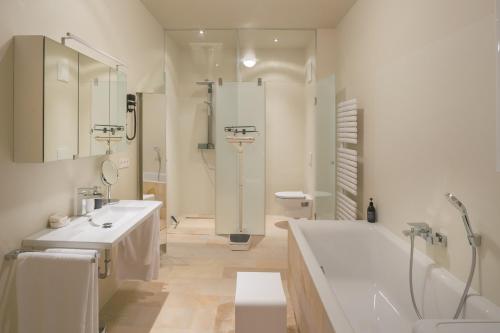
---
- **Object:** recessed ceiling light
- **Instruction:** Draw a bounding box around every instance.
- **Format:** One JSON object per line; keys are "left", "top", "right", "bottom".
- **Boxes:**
{"left": 273, "top": 38, "right": 279, "bottom": 43}
{"left": 215, "top": 63, "right": 220, "bottom": 68}
{"left": 199, "top": 30, "right": 205, "bottom": 36}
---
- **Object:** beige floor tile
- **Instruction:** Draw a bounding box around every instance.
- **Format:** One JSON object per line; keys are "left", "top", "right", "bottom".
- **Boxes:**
{"left": 104, "top": 215, "right": 297, "bottom": 333}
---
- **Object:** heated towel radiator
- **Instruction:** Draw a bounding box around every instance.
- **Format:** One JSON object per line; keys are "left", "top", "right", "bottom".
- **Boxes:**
{"left": 336, "top": 99, "right": 359, "bottom": 220}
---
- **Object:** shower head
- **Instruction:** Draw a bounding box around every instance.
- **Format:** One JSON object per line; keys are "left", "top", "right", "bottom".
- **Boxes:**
{"left": 445, "top": 193, "right": 468, "bottom": 216}
{"left": 445, "top": 193, "right": 480, "bottom": 247}
{"left": 153, "top": 146, "right": 161, "bottom": 153}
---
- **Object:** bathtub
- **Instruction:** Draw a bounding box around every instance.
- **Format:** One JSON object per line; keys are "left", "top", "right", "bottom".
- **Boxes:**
{"left": 288, "top": 220, "right": 500, "bottom": 333}
{"left": 143, "top": 171, "right": 166, "bottom": 183}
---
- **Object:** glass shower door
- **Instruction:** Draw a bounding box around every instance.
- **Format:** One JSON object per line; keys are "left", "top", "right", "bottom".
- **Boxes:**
{"left": 315, "top": 75, "right": 336, "bottom": 219}
{"left": 215, "top": 82, "right": 266, "bottom": 235}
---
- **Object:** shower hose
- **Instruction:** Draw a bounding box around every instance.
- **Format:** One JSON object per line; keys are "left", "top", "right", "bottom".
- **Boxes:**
{"left": 408, "top": 231, "right": 477, "bottom": 320}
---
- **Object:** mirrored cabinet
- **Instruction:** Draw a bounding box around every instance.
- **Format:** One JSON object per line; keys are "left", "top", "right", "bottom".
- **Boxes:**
{"left": 14, "top": 36, "right": 79, "bottom": 162}
{"left": 14, "top": 35, "right": 128, "bottom": 163}
{"left": 79, "top": 53, "right": 110, "bottom": 157}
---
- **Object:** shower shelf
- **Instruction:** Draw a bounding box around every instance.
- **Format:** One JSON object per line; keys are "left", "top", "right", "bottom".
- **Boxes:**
{"left": 198, "top": 143, "right": 215, "bottom": 150}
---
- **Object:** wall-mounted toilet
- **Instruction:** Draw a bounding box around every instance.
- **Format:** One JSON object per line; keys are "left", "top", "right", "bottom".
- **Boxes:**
{"left": 274, "top": 191, "right": 313, "bottom": 219}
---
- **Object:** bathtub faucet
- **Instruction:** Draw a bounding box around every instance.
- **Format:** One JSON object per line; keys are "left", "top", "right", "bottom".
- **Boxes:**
{"left": 403, "top": 222, "right": 447, "bottom": 247}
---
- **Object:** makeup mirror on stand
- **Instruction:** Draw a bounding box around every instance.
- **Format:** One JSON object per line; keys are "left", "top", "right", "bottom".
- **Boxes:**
{"left": 101, "top": 159, "right": 119, "bottom": 201}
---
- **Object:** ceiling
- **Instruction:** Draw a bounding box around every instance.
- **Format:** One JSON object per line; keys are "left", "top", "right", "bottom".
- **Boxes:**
{"left": 167, "top": 30, "right": 316, "bottom": 49}
{"left": 141, "top": 0, "right": 357, "bottom": 30}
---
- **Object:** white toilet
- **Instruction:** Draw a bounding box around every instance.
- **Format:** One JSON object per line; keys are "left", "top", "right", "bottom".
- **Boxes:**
{"left": 274, "top": 191, "right": 313, "bottom": 219}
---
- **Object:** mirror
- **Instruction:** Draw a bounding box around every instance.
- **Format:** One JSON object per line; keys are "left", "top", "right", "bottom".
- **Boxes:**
{"left": 109, "top": 69, "right": 128, "bottom": 153}
{"left": 44, "top": 38, "right": 79, "bottom": 161}
{"left": 101, "top": 159, "right": 119, "bottom": 185}
{"left": 79, "top": 54, "right": 111, "bottom": 157}
{"left": 101, "top": 159, "right": 119, "bottom": 199}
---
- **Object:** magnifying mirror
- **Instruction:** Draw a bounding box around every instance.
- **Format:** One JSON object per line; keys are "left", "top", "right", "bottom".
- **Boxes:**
{"left": 101, "top": 159, "right": 119, "bottom": 200}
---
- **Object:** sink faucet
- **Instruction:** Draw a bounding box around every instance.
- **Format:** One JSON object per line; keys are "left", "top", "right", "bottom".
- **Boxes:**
{"left": 75, "top": 186, "right": 103, "bottom": 216}
{"left": 403, "top": 222, "right": 447, "bottom": 247}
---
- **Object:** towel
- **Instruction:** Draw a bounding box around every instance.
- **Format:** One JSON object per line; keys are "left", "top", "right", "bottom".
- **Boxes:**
{"left": 16, "top": 251, "right": 98, "bottom": 333}
{"left": 116, "top": 209, "right": 160, "bottom": 281}
{"left": 45, "top": 249, "right": 99, "bottom": 333}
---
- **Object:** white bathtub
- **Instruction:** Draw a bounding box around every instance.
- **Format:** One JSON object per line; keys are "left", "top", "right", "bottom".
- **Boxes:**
{"left": 288, "top": 220, "right": 500, "bottom": 333}
{"left": 143, "top": 172, "right": 166, "bottom": 183}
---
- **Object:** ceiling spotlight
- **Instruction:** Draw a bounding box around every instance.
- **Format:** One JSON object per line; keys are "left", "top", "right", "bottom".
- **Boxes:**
{"left": 273, "top": 38, "right": 279, "bottom": 43}
{"left": 242, "top": 57, "right": 257, "bottom": 68}
{"left": 215, "top": 63, "right": 220, "bottom": 68}
{"left": 199, "top": 30, "right": 205, "bottom": 36}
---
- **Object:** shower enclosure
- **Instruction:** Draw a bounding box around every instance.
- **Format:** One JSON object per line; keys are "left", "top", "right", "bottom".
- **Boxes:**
{"left": 165, "top": 29, "right": 316, "bottom": 234}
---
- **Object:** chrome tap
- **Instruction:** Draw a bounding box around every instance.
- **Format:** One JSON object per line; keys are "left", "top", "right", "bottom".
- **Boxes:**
{"left": 403, "top": 222, "right": 447, "bottom": 247}
{"left": 75, "top": 186, "right": 103, "bottom": 216}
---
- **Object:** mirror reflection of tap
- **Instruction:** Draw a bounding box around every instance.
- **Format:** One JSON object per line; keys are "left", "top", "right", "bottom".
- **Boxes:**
{"left": 153, "top": 146, "right": 162, "bottom": 182}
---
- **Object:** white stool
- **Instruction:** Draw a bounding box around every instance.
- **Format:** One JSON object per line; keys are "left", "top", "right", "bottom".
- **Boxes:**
{"left": 235, "top": 272, "right": 287, "bottom": 333}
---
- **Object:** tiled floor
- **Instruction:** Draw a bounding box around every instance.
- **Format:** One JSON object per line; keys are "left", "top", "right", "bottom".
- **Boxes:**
{"left": 102, "top": 215, "right": 297, "bottom": 333}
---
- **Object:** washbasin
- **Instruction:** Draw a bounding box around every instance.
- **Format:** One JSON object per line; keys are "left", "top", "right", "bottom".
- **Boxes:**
{"left": 88, "top": 205, "right": 146, "bottom": 227}
{"left": 22, "top": 200, "right": 162, "bottom": 250}
{"left": 413, "top": 320, "right": 500, "bottom": 333}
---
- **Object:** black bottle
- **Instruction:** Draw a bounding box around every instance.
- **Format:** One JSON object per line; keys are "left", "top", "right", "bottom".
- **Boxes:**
{"left": 367, "top": 198, "right": 376, "bottom": 223}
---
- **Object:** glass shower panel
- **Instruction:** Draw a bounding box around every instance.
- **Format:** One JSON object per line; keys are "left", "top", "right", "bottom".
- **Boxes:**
{"left": 215, "top": 82, "right": 266, "bottom": 235}
{"left": 315, "top": 75, "right": 336, "bottom": 219}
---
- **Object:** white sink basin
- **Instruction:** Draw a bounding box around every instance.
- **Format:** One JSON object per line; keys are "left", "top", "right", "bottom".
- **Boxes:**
{"left": 22, "top": 200, "right": 162, "bottom": 250}
{"left": 413, "top": 320, "right": 500, "bottom": 333}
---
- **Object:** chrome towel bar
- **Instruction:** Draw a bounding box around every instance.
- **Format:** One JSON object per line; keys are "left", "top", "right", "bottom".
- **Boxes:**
{"left": 4, "top": 248, "right": 97, "bottom": 263}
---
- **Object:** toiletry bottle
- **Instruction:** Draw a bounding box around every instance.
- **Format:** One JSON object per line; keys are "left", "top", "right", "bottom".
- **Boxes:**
{"left": 367, "top": 198, "right": 376, "bottom": 223}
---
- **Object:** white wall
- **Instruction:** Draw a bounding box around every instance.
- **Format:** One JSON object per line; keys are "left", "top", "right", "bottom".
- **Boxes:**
{"left": 0, "top": 1, "right": 164, "bottom": 331}
{"left": 334, "top": 0, "right": 500, "bottom": 305}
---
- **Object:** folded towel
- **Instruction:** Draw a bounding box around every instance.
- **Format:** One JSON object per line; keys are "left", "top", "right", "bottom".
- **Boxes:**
{"left": 16, "top": 251, "right": 98, "bottom": 333}
{"left": 116, "top": 209, "right": 160, "bottom": 281}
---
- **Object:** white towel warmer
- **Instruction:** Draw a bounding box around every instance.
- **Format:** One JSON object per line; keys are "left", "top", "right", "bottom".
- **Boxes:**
{"left": 336, "top": 99, "right": 359, "bottom": 220}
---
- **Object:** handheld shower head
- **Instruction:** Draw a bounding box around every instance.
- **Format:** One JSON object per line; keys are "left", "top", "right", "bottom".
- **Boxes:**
{"left": 445, "top": 193, "right": 468, "bottom": 215}
{"left": 445, "top": 193, "right": 480, "bottom": 247}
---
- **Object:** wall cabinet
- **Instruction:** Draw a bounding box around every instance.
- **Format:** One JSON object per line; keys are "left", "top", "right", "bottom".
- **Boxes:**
{"left": 14, "top": 36, "right": 127, "bottom": 163}
{"left": 14, "top": 36, "right": 79, "bottom": 162}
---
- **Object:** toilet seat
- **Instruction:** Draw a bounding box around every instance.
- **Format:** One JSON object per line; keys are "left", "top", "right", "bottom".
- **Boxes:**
{"left": 275, "top": 191, "right": 307, "bottom": 200}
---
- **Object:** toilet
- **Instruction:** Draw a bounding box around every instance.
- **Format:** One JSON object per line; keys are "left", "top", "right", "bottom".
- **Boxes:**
{"left": 274, "top": 191, "right": 313, "bottom": 219}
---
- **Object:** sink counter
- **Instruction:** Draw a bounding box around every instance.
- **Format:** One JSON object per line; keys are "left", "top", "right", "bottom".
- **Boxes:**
{"left": 22, "top": 200, "right": 162, "bottom": 250}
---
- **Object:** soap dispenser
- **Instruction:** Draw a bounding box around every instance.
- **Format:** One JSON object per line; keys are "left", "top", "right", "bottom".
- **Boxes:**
{"left": 367, "top": 198, "right": 376, "bottom": 223}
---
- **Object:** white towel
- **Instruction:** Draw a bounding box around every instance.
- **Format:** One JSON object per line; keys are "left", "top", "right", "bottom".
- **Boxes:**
{"left": 16, "top": 251, "right": 98, "bottom": 333}
{"left": 116, "top": 209, "right": 160, "bottom": 281}
{"left": 45, "top": 249, "right": 99, "bottom": 333}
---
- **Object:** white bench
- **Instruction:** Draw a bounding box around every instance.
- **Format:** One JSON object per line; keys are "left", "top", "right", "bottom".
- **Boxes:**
{"left": 235, "top": 272, "right": 287, "bottom": 333}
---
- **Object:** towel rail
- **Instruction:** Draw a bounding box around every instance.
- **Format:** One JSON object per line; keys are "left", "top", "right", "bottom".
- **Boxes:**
{"left": 4, "top": 248, "right": 97, "bottom": 263}
{"left": 4, "top": 248, "right": 111, "bottom": 279}
{"left": 336, "top": 99, "right": 360, "bottom": 220}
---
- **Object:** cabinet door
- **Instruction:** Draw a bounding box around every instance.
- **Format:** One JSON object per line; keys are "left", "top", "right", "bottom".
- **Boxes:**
{"left": 78, "top": 54, "right": 110, "bottom": 157}
{"left": 110, "top": 69, "right": 128, "bottom": 153}
{"left": 43, "top": 38, "right": 79, "bottom": 161}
